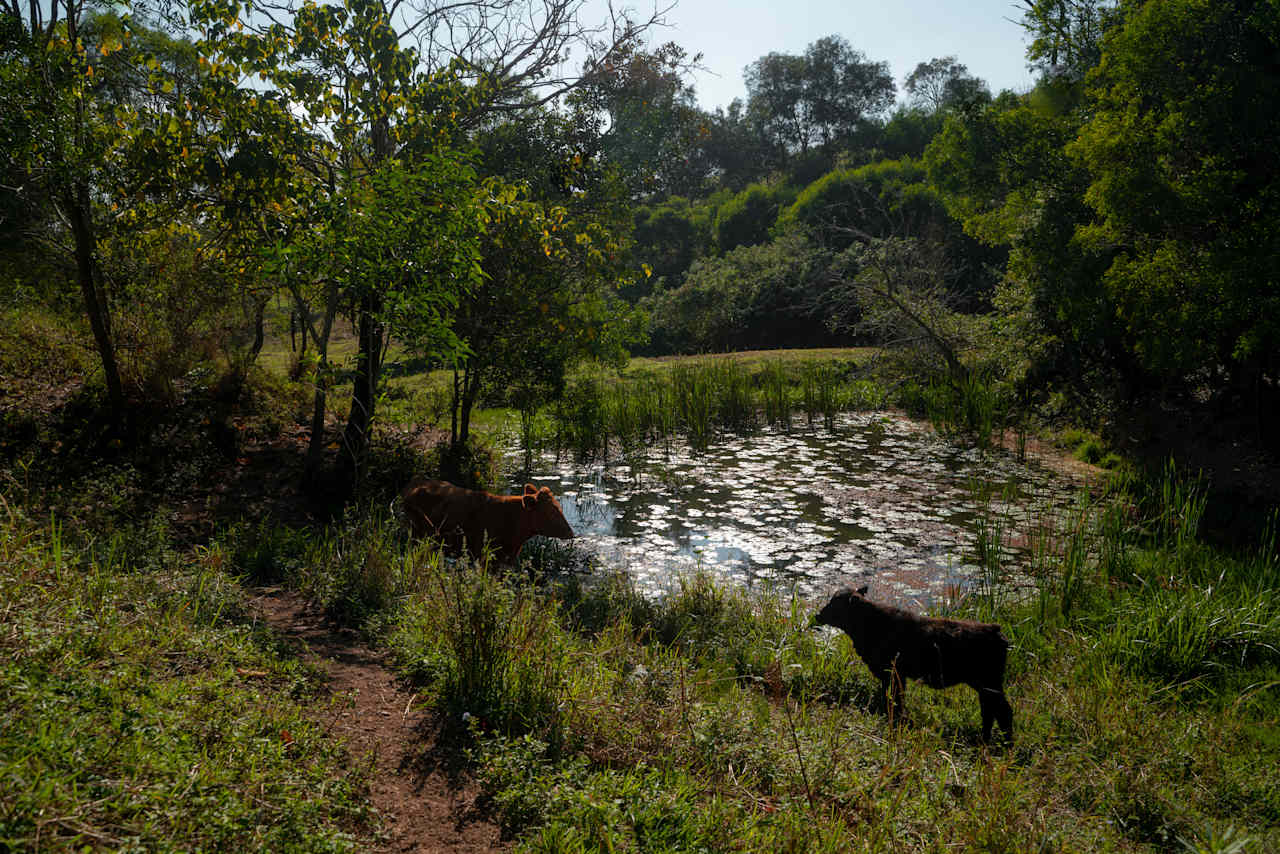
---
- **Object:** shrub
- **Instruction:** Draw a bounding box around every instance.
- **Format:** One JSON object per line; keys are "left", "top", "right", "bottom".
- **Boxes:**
{"left": 396, "top": 565, "right": 568, "bottom": 738}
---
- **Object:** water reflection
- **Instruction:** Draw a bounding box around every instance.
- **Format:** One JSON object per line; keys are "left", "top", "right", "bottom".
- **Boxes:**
{"left": 510, "top": 412, "right": 1083, "bottom": 607}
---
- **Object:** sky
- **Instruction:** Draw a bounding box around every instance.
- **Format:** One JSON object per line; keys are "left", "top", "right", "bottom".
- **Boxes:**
{"left": 599, "top": 0, "right": 1036, "bottom": 112}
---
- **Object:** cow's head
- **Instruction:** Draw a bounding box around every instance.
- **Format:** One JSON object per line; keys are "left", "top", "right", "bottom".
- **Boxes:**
{"left": 521, "top": 483, "right": 575, "bottom": 540}
{"left": 812, "top": 585, "right": 869, "bottom": 629}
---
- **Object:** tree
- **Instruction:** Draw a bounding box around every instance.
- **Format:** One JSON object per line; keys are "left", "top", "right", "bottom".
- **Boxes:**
{"left": 782, "top": 159, "right": 942, "bottom": 252}
{"left": 925, "top": 88, "right": 1128, "bottom": 395}
{"left": 379, "top": 0, "right": 668, "bottom": 118}
{"left": 903, "top": 56, "right": 991, "bottom": 114}
{"left": 744, "top": 35, "right": 894, "bottom": 156}
{"left": 781, "top": 159, "right": 1000, "bottom": 375}
{"left": 445, "top": 187, "right": 644, "bottom": 446}
{"left": 438, "top": 106, "right": 644, "bottom": 451}
{"left": 642, "top": 230, "right": 836, "bottom": 354}
{"left": 2, "top": 2, "right": 258, "bottom": 412}
{"left": 630, "top": 195, "right": 716, "bottom": 296}
{"left": 699, "top": 99, "right": 778, "bottom": 190}
{"left": 712, "top": 181, "right": 792, "bottom": 253}
{"left": 2, "top": 0, "right": 132, "bottom": 415}
{"left": 826, "top": 236, "right": 970, "bottom": 381}
{"left": 570, "top": 41, "right": 709, "bottom": 197}
{"left": 185, "top": 0, "right": 481, "bottom": 483}
{"left": 1071, "top": 0, "right": 1280, "bottom": 402}
{"left": 195, "top": 0, "right": 666, "bottom": 480}
{"left": 1019, "top": 0, "right": 1119, "bottom": 79}
{"left": 880, "top": 107, "right": 944, "bottom": 159}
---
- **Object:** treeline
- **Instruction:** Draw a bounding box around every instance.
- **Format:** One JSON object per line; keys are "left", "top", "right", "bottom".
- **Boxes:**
{"left": 3, "top": 0, "right": 1279, "bottom": 487}
{"left": 609, "top": 0, "right": 1280, "bottom": 431}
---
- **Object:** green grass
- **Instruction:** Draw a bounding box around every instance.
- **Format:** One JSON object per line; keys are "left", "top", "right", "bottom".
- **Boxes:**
{"left": 6, "top": 448, "right": 1278, "bottom": 852}
{"left": 6, "top": 319, "right": 1278, "bottom": 852}
{"left": 0, "top": 307, "right": 95, "bottom": 390}
{"left": 0, "top": 511, "right": 376, "bottom": 852}
{"left": 213, "top": 460, "right": 1277, "bottom": 853}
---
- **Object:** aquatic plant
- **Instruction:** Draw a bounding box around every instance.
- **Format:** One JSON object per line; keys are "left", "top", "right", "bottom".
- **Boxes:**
{"left": 671, "top": 362, "right": 717, "bottom": 452}
{"left": 760, "top": 360, "right": 791, "bottom": 429}
{"left": 540, "top": 355, "right": 885, "bottom": 460}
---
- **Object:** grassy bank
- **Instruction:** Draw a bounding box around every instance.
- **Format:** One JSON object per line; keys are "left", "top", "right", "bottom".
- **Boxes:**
{"left": 221, "top": 464, "right": 1280, "bottom": 853}
{"left": 4, "top": 336, "right": 1277, "bottom": 851}
{"left": 6, "top": 469, "right": 1277, "bottom": 850}
{"left": 0, "top": 509, "right": 374, "bottom": 851}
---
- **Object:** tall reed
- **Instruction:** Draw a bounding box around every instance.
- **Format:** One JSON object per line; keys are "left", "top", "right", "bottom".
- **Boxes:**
{"left": 761, "top": 361, "right": 791, "bottom": 429}
{"left": 545, "top": 356, "right": 883, "bottom": 460}
{"left": 671, "top": 363, "right": 716, "bottom": 452}
{"left": 801, "top": 361, "right": 844, "bottom": 428}
{"left": 711, "top": 360, "right": 757, "bottom": 433}
{"left": 968, "top": 479, "right": 1014, "bottom": 616}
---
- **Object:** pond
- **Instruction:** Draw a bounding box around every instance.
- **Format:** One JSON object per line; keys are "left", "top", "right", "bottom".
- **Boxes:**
{"left": 509, "top": 412, "right": 1088, "bottom": 607}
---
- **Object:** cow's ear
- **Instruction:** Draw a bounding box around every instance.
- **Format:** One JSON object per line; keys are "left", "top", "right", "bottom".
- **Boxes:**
{"left": 856, "top": 585, "right": 869, "bottom": 596}
{"left": 524, "top": 483, "right": 538, "bottom": 495}
{"left": 522, "top": 484, "right": 537, "bottom": 509}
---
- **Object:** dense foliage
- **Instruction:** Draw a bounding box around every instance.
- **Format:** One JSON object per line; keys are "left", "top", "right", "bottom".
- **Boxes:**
{"left": 4, "top": 1, "right": 1280, "bottom": 847}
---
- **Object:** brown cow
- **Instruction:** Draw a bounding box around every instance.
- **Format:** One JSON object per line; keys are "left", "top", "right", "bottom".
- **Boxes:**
{"left": 813, "top": 585, "right": 1013, "bottom": 742}
{"left": 402, "top": 478, "right": 575, "bottom": 563}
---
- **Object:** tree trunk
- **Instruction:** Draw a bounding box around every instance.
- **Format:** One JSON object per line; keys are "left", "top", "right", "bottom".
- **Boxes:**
{"left": 450, "top": 366, "right": 461, "bottom": 445}
{"left": 250, "top": 295, "right": 267, "bottom": 361}
{"left": 454, "top": 362, "right": 482, "bottom": 447}
{"left": 342, "top": 290, "right": 384, "bottom": 472}
{"left": 302, "top": 279, "right": 341, "bottom": 486}
{"left": 67, "top": 182, "right": 125, "bottom": 416}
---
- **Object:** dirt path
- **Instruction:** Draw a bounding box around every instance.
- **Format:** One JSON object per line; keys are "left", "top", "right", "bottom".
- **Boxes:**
{"left": 251, "top": 589, "right": 506, "bottom": 854}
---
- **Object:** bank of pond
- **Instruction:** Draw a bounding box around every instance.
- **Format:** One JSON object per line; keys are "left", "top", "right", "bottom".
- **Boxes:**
{"left": 4, "top": 384, "right": 1279, "bottom": 851}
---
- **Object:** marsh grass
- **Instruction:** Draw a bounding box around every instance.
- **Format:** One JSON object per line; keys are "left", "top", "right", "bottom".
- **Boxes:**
{"left": 544, "top": 357, "right": 876, "bottom": 461}
{"left": 901, "top": 372, "right": 1010, "bottom": 448}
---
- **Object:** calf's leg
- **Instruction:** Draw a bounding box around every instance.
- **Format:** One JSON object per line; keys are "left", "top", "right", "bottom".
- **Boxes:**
{"left": 976, "top": 686, "right": 1014, "bottom": 743}
{"left": 993, "top": 691, "right": 1014, "bottom": 741}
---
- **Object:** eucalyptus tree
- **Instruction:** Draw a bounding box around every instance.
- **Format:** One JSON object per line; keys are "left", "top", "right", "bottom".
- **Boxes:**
{"left": 903, "top": 56, "right": 990, "bottom": 114}
{"left": 569, "top": 40, "right": 708, "bottom": 197}
{"left": 1019, "top": 0, "right": 1119, "bottom": 79}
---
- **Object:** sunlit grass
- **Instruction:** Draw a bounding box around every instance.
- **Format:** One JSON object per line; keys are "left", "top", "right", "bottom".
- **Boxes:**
{"left": 255, "top": 325, "right": 879, "bottom": 449}
{"left": 0, "top": 511, "right": 375, "bottom": 851}
{"left": 209, "top": 459, "right": 1280, "bottom": 853}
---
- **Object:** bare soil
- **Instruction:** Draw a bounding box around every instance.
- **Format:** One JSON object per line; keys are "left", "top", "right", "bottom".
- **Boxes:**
{"left": 251, "top": 588, "right": 507, "bottom": 854}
